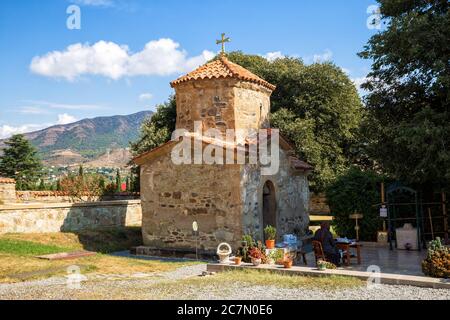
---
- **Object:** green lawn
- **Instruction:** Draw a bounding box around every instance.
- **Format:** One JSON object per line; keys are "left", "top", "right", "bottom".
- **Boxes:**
{"left": 0, "top": 238, "right": 73, "bottom": 256}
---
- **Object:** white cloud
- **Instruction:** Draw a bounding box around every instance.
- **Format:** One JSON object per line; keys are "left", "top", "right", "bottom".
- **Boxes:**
{"left": 263, "top": 51, "right": 285, "bottom": 62}
{"left": 138, "top": 93, "right": 153, "bottom": 102}
{"left": 57, "top": 113, "right": 77, "bottom": 125}
{"left": 19, "top": 106, "right": 50, "bottom": 115}
{"left": 72, "top": 0, "right": 114, "bottom": 7}
{"left": 30, "top": 39, "right": 215, "bottom": 81}
{"left": 0, "top": 113, "right": 77, "bottom": 139}
{"left": 23, "top": 100, "right": 107, "bottom": 111}
{"left": 0, "top": 124, "right": 49, "bottom": 139}
{"left": 313, "top": 49, "right": 333, "bottom": 63}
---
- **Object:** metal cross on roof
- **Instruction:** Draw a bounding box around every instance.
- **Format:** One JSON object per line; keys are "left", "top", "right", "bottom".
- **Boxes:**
{"left": 216, "top": 33, "right": 231, "bottom": 55}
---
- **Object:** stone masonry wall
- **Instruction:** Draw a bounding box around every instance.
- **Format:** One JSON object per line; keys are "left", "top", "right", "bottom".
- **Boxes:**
{"left": 174, "top": 78, "right": 237, "bottom": 134}
{"left": 0, "top": 200, "right": 141, "bottom": 234}
{"left": 0, "top": 180, "right": 16, "bottom": 203}
{"left": 140, "top": 152, "right": 243, "bottom": 252}
{"left": 174, "top": 79, "right": 272, "bottom": 137}
{"left": 241, "top": 149, "right": 310, "bottom": 241}
{"left": 234, "top": 81, "right": 272, "bottom": 131}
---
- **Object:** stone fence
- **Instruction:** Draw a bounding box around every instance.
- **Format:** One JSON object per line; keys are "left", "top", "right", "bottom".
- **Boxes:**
{"left": 0, "top": 200, "right": 142, "bottom": 234}
{"left": 15, "top": 191, "right": 140, "bottom": 203}
{"left": 0, "top": 178, "right": 16, "bottom": 203}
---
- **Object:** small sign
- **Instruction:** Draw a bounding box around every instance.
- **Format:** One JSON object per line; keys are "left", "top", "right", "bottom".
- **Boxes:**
{"left": 380, "top": 207, "right": 388, "bottom": 218}
{"left": 192, "top": 221, "right": 198, "bottom": 232}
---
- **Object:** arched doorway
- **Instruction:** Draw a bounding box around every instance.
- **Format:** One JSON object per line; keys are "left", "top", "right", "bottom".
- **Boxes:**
{"left": 262, "top": 180, "right": 277, "bottom": 239}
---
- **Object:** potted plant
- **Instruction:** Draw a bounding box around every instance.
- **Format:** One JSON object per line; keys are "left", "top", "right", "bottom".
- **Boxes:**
{"left": 283, "top": 257, "right": 293, "bottom": 269}
{"left": 317, "top": 260, "right": 327, "bottom": 271}
{"left": 249, "top": 247, "right": 263, "bottom": 266}
{"left": 264, "top": 225, "right": 276, "bottom": 249}
{"left": 234, "top": 256, "right": 242, "bottom": 265}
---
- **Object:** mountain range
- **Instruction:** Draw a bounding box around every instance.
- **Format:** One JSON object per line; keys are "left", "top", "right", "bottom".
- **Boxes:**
{"left": 0, "top": 111, "right": 153, "bottom": 168}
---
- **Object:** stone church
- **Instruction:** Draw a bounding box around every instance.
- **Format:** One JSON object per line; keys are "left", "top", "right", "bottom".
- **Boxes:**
{"left": 134, "top": 54, "right": 312, "bottom": 253}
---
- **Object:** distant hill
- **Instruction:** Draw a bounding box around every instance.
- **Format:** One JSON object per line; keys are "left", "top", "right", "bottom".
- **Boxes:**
{"left": 0, "top": 111, "right": 152, "bottom": 167}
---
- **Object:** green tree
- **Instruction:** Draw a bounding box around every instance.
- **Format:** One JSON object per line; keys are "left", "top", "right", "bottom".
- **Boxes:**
{"left": 130, "top": 97, "right": 176, "bottom": 156}
{"left": 326, "top": 167, "right": 385, "bottom": 241}
{"left": 359, "top": 0, "right": 450, "bottom": 189}
{"left": 227, "top": 52, "right": 364, "bottom": 191}
{"left": 98, "top": 176, "right": 106, "bottom": 191}
{"left": 115, "top": 169, "right": 121, "bottom": 192}
{"left": 38, "top": 179, "right": 45, "bottom": 191}
{"left": 0, "top": 134, "right": 43, "bottom": 190}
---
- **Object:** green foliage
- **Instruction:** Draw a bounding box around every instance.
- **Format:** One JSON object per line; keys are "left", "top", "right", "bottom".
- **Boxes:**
{"left": 60, "top": 173, "right": 104, "bottom": 201}
{"left": 115, "top": 169, "right": 121, "bottom": 192}
{"left": 0, "top": 134, "right": 43, "bottom": 190}
{"left": 359, "top": 0, "right": 450, "bottom": 187}
{"left": 264, "top": 225, "right": 276, "bottom": 240}
{"left": 130, "top": 97, "right": 176, "bottom": 156}
{"left": 326, "top": 167, "right": 384, "bottom": 241}
{"left": 227, "top": 52, "right": 364, "bottom": 191}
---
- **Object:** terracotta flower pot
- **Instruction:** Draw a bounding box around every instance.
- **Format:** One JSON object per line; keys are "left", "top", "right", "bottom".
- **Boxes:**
{"left": 283, "top": 260, "right": 293, "bottom": 269}
{"left": 265, "top": 239, "right": 275, "bottom": 249}
{"left": 235, "top": 257, "right": 242, "bottom": 265}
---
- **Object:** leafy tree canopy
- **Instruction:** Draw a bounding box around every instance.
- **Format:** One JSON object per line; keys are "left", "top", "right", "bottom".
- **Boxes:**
{"left": 227, "top": 52, "right": 363, "bottom": 191}
{"left": 0, "top": 134, "right": 43, "bottom": 190}
{"left": 130, "top": 97, "right": 176, "bottom": 156}
{"left": 326, "top": 167, "right": 385, "bottom": 241}
{"left": 359, "top": 0, "right": 450, "bottom": 187}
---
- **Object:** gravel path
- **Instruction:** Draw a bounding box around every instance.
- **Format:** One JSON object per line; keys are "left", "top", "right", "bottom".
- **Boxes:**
{"left": 0, "top": 264, "right": 448, "bottom": 300}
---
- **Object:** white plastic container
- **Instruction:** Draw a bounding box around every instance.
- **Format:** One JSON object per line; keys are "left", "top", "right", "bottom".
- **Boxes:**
{"left": 396, "top": 223, "right": 418, "bottom": 250}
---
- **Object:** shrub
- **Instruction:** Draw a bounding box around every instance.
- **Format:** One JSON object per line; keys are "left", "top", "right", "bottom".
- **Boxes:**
{"left": 60, "top": 173, "right": 104, "bottom": 202}
{"left": 264, "top": 225, "right": 276, "bottom": 240}
{"left": 422, "top": 238, "right": 450, "bottom": 278}
{"left": 326, "top": 167, "right": 384, "bottom": 241}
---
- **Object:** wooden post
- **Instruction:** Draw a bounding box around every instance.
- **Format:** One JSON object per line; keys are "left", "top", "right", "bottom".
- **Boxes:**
{"left": 428, "top": 208, "right": 434, "bottom": 240}
{"left": 443, "top": 192, "right": 448, "bottom": 244}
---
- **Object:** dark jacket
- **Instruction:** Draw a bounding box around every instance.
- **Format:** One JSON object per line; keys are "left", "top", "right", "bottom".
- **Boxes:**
{"left": 313, "top": 228, "right": 336, "bottom": 255}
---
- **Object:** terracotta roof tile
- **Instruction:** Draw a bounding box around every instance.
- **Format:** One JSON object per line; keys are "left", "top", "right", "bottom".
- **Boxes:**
{"left": 289, "top": 156, "right": 314, "bottom": 171}
{"left": 0, "top": 177, "right": 15, "bottom": 184}
{"left": 171, "top": 55, "right": 276, "bottom": 91}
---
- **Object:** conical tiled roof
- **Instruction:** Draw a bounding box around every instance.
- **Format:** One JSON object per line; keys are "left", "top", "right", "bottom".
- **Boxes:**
{"left": 170, "top": 55, "right": 276, "bottom": 91}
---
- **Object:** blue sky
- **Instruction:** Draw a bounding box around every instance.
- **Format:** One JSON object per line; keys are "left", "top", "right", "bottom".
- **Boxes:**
{"left": 0, "top": 0, "right": 379, "bottom": 138}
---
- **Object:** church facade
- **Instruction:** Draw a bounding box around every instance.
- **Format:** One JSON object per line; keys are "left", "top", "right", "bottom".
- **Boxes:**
{"left": 134, "top": 55, "right": 312, "bottom": 253}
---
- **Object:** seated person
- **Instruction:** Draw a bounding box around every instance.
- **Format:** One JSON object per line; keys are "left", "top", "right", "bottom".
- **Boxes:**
{"left": 313, "top": 222, "right": 340, "bottom": 266}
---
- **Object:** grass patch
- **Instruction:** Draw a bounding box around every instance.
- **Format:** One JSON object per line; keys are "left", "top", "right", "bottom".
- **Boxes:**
{"left": 154, "top": 269, "right": 363, "bottom": 292}
{"left": 0, "top": 239, "right": 73, "bottom": 256}
{"left": 1, "top": 227, "right": 142, "bottom": 253}
{"left": 0, "top": 230, "right": 197, "bottom": 283}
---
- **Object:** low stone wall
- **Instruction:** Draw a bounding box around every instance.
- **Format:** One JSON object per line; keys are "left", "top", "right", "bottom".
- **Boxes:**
{"left": 0, "top": 200, "right": 142, "bottom": 234}
{"left": 16, "top": 191, "right": 140, "bottom": 203}
{"left": 0, "top": 178, "right": 16, "bottom": 203}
